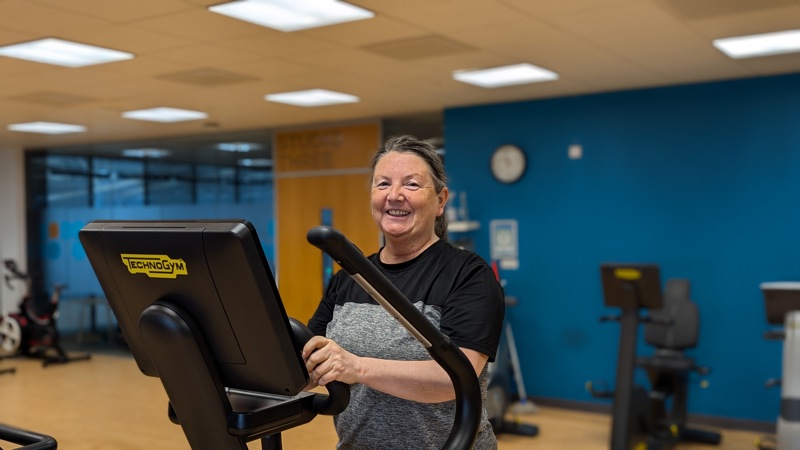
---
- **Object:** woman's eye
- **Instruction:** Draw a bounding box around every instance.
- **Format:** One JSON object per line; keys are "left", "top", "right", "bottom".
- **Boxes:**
{"left": 405, "top": 182, "right": 420, "bottom": 189}
{"left": 376, "top": 181, "right": 390, "bottom": 188}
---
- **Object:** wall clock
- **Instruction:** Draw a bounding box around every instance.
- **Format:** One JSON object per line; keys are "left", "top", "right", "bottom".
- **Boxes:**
{"left": 490, "top": 144, "right": 526, "bottom": 184}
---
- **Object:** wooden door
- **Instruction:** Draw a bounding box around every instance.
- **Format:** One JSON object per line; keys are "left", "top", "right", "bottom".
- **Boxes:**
{"left": 274, "top": 122, "right": 381, "bottom": 322}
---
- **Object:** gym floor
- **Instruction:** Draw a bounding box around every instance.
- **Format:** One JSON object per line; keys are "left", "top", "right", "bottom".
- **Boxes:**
{"left": 0, "top": 351, "right": 764, "bottom": 449}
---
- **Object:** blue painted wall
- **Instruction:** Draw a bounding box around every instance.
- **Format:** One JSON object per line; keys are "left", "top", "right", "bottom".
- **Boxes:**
{"left": 444, "top": 73, "right": 800, "bottom": 423}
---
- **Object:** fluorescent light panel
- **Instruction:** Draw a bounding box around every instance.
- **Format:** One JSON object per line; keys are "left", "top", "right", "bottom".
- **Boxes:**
{"left": 0, "top": 38, "right": 133, "bottom": 68}
{"left": 453, "top": 63, "right": 558, "bottom": 88}
{"left": 7, "top": 121, "right": 87, "bottom": 134}
{"left": 122, "top": 148, "right": 172, "bottom": 158}
{"left": 209, "top": 0, "right": 374, "bottom": 32}
{"left": 122, "top": 107, "right": 208, "bottom": 123}
{"left": 713, "top": 29, "right": 800, "bottom": 59}
{"left": 217, "top": 142, "right": 263, "bottom": 152}
{"left": 265, "top": 89, "right": 359, "bottom": 107}
{"left": 238, "top": 158, "right": 273, "bottom": 167}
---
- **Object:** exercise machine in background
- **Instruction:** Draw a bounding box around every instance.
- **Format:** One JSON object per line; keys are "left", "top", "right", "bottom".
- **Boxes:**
{"left": 0, "top": 260, "right": 90, "bottom": 367}
{"left": 79, "top": 220, "right": 483, "bottom": 450}
{"left": 485, "top": 260, "right": 538, "bottom": 437}
{"left": 486, "top": 310, "right": 539, "bottom": 437}
{"left": 759, "top": 282, "right": 800, "bottom": 450}
{"left": 587, "top": 263, "right": 721, "bottom": 450}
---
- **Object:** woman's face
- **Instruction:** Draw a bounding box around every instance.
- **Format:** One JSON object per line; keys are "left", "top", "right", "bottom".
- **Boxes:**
{"left": 371, "top": 151, "right": 447, "bottom": 243}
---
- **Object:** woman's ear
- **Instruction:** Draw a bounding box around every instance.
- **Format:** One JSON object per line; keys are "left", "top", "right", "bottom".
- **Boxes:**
{"left": 437, "top": 187, "right": 449, "bottom": 215}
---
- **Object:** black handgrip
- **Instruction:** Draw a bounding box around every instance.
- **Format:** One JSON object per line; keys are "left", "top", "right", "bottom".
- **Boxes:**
{"left": 307, "top": 226, "right": 482, "bottom": 450}
{"left": 0, "top": 424, "right": 58, "bottom": 449}
{"left": 599, "top": 315, "right": 620, "bottom": 322}
{"left": 764, "top": 330, "right": 786, "bottom": 340}
{"left": 288, "top": 317, "right": 350, "bottom": 416}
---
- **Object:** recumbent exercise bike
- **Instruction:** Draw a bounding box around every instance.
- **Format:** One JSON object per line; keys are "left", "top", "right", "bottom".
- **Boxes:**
{"left": 587, "top": 263, "right": 721, "bottom": 450}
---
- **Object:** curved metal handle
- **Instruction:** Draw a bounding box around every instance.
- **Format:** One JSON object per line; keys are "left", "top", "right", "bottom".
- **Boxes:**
{"left": 307, "top": 226, "right": 481, "bottom": 450}
{"left": 0, "top": 424, "right": 58, "bottom": 449}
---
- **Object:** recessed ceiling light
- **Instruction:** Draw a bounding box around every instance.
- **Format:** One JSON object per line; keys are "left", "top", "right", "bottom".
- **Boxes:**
{"left": 0, "top": 38, "right": 133, "bottom": 68}
{"left": 122, "top": 107, "right": 209, "bottom": 123}
{"left": 217, "top": 142, "right": 263, "bottom": 152}
{"left": 713, "top": 29, "right": 800, "bottom": 59}
{"left": 452, "top": 63, "right": 559, "bottom": 88}
{"left": 238, "top": 158, "right": 273, "bottom": 167}
{"left": 122, "top": 148, "right": 172, "bottom": 158}
{"left": 265, "top": 89, "right": 359, "bottom": 107}
{"left": 208, "top": 0, "right": 374, "bottom": 32}
{"left": 7, "top": 121, "right": 87, "bottom": 134}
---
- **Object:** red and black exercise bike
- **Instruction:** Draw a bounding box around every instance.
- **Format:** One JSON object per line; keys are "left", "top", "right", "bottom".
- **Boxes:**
{"left": 0, "top": 259, "right": 90, "bottom": 367}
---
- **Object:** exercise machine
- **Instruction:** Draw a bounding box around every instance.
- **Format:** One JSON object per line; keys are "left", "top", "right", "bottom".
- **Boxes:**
{"left": 79, "top": 220, "right": 482, "bottom": 450}
{"left": 0, "top": 260, "right": 90, "bottom": 367}
{"left": 587, "top": 263, "right": 721, "bottom": 450}
{"left": 486, "top": 296, "right": 538, "bottom": 437}
{"left": 759, "top": 282, "right": 800, "bottom": 450}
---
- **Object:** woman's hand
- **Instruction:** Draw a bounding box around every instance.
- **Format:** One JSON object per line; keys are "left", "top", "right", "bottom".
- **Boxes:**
{"left": 303, "top": 336, "right": 362, "bottom": 387}
{"left": 303, "top": 335, "right": 489, "bottom": 403}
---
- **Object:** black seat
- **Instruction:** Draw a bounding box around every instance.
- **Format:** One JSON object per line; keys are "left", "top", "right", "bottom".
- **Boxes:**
{"left": 636, "top": 278, "right": 721, "bottom": 447}
{"left": 639, "top": 279, "right": 699, "bottom": 373}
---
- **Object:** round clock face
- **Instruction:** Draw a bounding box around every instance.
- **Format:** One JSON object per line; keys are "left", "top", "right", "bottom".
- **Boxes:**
{"left": 490, "top": 144, "right": 526, "bottom": 183}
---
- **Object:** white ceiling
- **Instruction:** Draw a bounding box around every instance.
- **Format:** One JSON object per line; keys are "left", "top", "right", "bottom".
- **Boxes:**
{"left": 1, "top": 0, "right": 800, "bottom": 152}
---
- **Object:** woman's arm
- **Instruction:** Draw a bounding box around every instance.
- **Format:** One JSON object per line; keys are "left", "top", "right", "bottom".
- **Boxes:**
{"left": 303, "top": 336, "right": 488, "bottom": 403}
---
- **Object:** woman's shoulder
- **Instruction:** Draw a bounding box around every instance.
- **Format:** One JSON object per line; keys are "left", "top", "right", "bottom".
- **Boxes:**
{"left": 423, "top": 241, "right": 493, "bottom": 279}
{"left": 435, "top": 240, "right": 488, "bottom": 264}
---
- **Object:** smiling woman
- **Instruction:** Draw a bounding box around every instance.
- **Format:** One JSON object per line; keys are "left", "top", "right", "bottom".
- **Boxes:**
{"left": 305, "top": 134, "right": 506, "bottom": 450}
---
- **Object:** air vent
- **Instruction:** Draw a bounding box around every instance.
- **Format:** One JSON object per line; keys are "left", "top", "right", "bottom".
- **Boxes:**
{"left": 156, "top": 67, "right": 260, "bottom": 86}
{"left": 362, "top": 35, "right": 476, "bottom": 61}
{"left": 7, "top": 91, "right": 96, "bottom": 106}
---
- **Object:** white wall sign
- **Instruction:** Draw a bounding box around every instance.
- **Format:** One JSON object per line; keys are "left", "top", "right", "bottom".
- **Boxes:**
{"left": 490, "top": 219, "right": 519, "bottom": 270}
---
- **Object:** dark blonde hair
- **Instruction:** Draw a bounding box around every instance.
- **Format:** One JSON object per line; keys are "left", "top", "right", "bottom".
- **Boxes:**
{"left": 372, "top": 135, "right": 448, "bottom": 241}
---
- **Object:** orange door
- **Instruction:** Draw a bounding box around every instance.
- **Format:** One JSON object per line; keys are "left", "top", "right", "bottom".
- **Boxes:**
{"left": 274, "top": 122, "right": 381, "bottom": 322}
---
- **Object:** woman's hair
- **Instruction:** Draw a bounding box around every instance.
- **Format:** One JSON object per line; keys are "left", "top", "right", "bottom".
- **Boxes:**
{"left": 372, "top": 135, "right": 448, "bottom": 241}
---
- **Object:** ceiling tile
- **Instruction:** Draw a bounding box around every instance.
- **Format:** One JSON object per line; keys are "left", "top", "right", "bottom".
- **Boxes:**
{"left": 30, "top": 0, "right": 196, "bottom": 22}
{"left": 0, "top": 0, "right": 111, "bottom": 35}
{"left": 131, "top": 8, "right": 266, "bottom": 41}
{"left": 299, "top": 16, "right": 424, "bottom": 47}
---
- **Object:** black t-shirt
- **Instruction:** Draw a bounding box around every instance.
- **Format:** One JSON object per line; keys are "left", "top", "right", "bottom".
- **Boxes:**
{"left": 308, "top": 239, "right": 505, "bottom": 361}
{"left": 308, "top": 239, "right": 505, "bottom": 449}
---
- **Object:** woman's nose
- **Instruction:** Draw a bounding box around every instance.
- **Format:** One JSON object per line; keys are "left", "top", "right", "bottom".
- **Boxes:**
{"left": 387, "top": 184, "right": 404, "bottom": 201}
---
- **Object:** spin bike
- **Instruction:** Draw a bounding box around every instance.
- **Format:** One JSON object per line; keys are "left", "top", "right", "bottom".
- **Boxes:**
{"left": 0, "top": 259, "right": 90, "bottom": 367}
